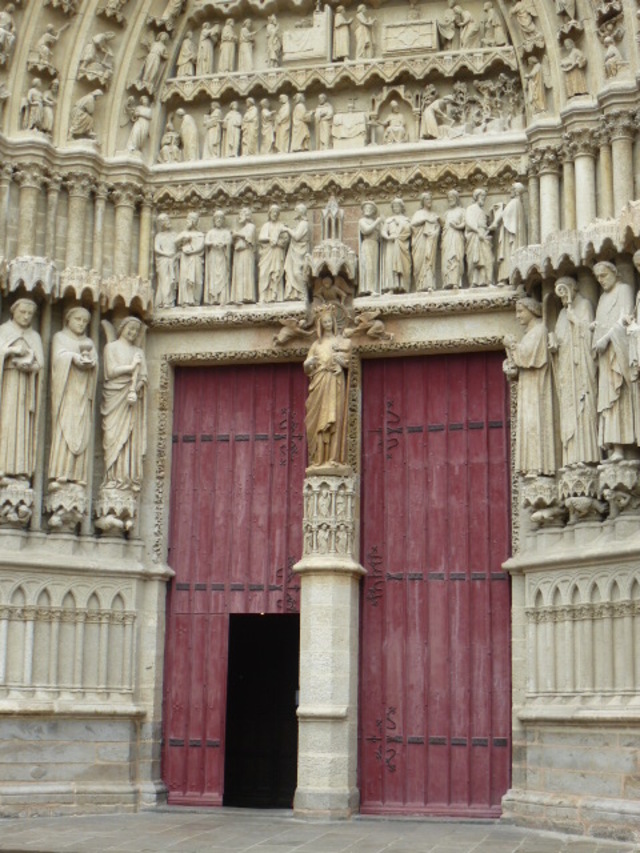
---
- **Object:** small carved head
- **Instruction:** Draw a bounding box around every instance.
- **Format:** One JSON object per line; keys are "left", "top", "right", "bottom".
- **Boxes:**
{"left": 515, "top": 296, "right": 542, "bottom": 325}
{"left": 593, "top": 261, "right": 618, "bottom": 291}
{"left": 213, "top": 209, "right": 226, "bottom": 227}
{"left": 555, "top": 276, "right": 577, "bottom": 307}
{"left": 10, "top": 298, "right": 37, "bottom": 328}
{"left": 64, "top": 305, "right": 91, "bottom": 334}
{"left": 295, "top": 203, "right": 307, "bottom": 219}
{"left": 157, "top": 212, "right": 171, "bottom": 232}
{"left": 268, "top": 204, "right": 280, "bottom": 220}
{"left": 472, "top": 188, "right": 487, "bottom": 205}
{"left": 186, "top": 211, "right": 200, "bottom": 228}
{"left": 361, "top": 200, "right": 378, "bottom": 217}
{"left": 391, "top": 197, "right": 405, "bottom": 214}
{"left": 420, "top": 191, "right": 432, "bottom": 207}
{"left": 117, "top": 315, "right": 143, "bottom": 342}
{"left": 447, "top": 189, "right": 460, "bottom": 206}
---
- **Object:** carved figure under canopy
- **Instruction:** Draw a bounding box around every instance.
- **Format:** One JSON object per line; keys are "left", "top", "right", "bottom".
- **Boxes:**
{"left": 504, "top": 297, "right": 555, "bottom": 477}
{"left": 481, "top": 3, "right": 507, "bottom": 46}
{"left": 223, "top": 101, "right": 242, "bottom": 157}
{"left": 275, "top": 94, "right": 291, "bottom": 153}
{"left": 354, "top": 5, "right": 374, "bottom": 59}
{"left": 333, "top": 6, "right": 352, "bottom": 61}
{"left": 196, "top": 23, "right": 219, "bottom": 76}
{"left": 549, "top": 277, "right": 599, "bottom": 466}
{"left": 203, "top": 102, "right": 222, "bottom": 158}
{"left": 266, "top": 15, "right": 282, "bottom": 67}
{"left": 230, "top": 208, "right": 256, "bottom": 304}
{"left": 176, "top": 212, "right": 205, "bottom": 306}
{"left": 218, "top": 19, "right": 237, "bottom": 72}
{"left": 283, "top": 203, "right": 310, "bottom": 301}
{"left": 291, "top": 94, "right": 311, "bottom": 153}
{"left": 441, "top": 189, "right": 466, "bottom": 289}
{"left": 304, "top": 306, "right": 352, "bottom": 469}
{"left": 315, "top": 94, "right": 334, "bottom": 150}
{"left": 176, "top": 108, "right": 198, "bottom": 160}
{"left": 238, "top": 19, "right": 256, "bottom": 72}
{"left": 359, "top": 201, "right": 382, "bottom": 296}
{"left": 204, "top": 210, "right": 232, "bottom": 305}
{"left": 176, "top": 31, "right": 196, "bottom": 76}
{"left": 560, "top": 39, "right": 588, "bottom": 98}
{"left": 437, "top": 1, "right": 457, "bottom": 50}
{"left": 381, "top": 198, "right": 411, "bottom": 293}
{"left": 101, "top": 317, "right": 147, "bottom": 492}
{"left": 411, "top": 191, "right": 440, "bottom": 293}
{"left": 592, "top": 261, "right": 635, "bottom": 460}
{"left": 154, "top": 213, "right": 179, "bottom": 307}
{"left": 453, "top": 5, "right": 480, "bottom": 48}
{"left": 260, "top": 98, "right": 275, "bottom": 153}
{"left": 242, "top": 97, "right": 259, "bottom": 156}
{"left": 382, "top": 100, "right": 408, "bottom": 145}
{"left": 259, "top": 205, "right": 289, "bottom": 302}
{"left": 48, "top": 307, "right": 97, "bottom": 488}
{"left": 157, "top": 116, "right": 182, "bottom": 163}
{"left": 494, "top": 182, "right": 527, "bottom": 285}
{"left": 0, "top": 299, "right": 44, "bottom": 484}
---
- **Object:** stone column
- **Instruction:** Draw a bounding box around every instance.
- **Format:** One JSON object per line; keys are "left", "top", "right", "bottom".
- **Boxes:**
{"left": 538, "top": 147, "right": 560, "bottom": 241}
{"left": 527, "top": 154, "right": 540, "bottom": 245}
{"left": 138, "top": 192, "right": 153, "bottom": 280}
{"left": 112, "top": 183, "right": 139, "bottom": 277}
{"left": 15, "top": 165, "right": 44, "bottom": 257}
{"left": 65, "top": 172, "right": 94, "bottom": 269}
{"left": 0, "top": 165, "right": 13, "bottom": 257}
{"left": 596, "top": 123, "right": 614, "bottom": 219}
{"left": 560, "top": 140, "right": 576, "bottom": 231}
{"left": 92, "top": 183, "right": 109, "bottom": 274}
{"left": 44, "top": 173, "right": 62, "bottom": 259}
{"left": 607, "top": 111, "right": 635, "bottom": 214}
{"left": 572, "top": 135, "right": 597, "bottom": 230}
{"left": 294, "top": 472, "right": 364, "bottom": 818}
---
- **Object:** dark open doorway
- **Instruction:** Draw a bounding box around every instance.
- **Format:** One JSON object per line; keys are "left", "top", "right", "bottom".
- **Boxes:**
{"left": 223, "top": 614, "right": 300, "bottom": 808}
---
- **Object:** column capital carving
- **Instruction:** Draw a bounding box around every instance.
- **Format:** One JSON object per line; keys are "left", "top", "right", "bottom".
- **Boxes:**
{"left": 534, "top": 146, "right": 561, "bottom": 175}
{"left": 562, "top": 128, "right": 597, "bottom": 159}
{"left": 112, "top": 182, "right": 141, "bottom": 208}
{"left": 15, "top": 163, "right": 46, "bottom": 189}
{"left": 604, "top": 109, "right": 636, "bottom": 142}
{"left": 94, "top": 181, "right": 111, "bottom": 202}
{"left": 0, "top": 164, "right": 14, "bottom": 184}
{"left": 45, "top": 171, "right": 64, "bottom": 194}
{"left": 64, "top": 171, "right": 95, "bottom": 198}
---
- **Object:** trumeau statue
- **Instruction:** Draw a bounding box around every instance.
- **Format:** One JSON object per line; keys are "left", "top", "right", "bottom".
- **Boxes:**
{"left": 304, "top": 305, "right": 352, "bottom": 470}
{"left": 47, "top": 307, "right": 98, "bottom": 530}
{"left": 283, "top": 203, "right": 310, "bottom": 301}
{"left": 548, "top": 277, "right": 599, "bottom": 467}
{"left": 411, "top": 191, "right": 440, "bottom": 293}
{"left": 0, "top": 299, "right": 44, "bottom": 488}
{"left": 494, "top": 182, "right": 527, "bottom": 286}
{"left": 204, "top": 210, "right": 232, "bottom": 305}
{"left": 465, "top": 188, "right": 494, "bottom": 288}
{"left": 380, "top": 198, "right": 411, "bottom": 294}
{"left": 258, "top": 204, "right": 289, "bottom": 302}
{"left": 154, "top": 213, "right": 179, "bottom": 307}
{"left": 504, "top": 296, "right": 556, "bottom": 477}
{"left": 358, "top": 201, "right": 382, "bottom": 296}
{"left": 441, "top": 189, "right": 466, "bottom": 290}
{"left": 592, "top": 261, "right": 635, "bottom": 460}
{"left": 176, "top": 212, "right": 205, "bottom": 306}
{"left": 230, "top": 208, "right": 257, "bottom": 304}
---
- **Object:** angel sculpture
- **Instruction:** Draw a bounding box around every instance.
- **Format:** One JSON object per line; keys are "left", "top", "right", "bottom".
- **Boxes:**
{"left": 124, "top": 95, "right": 152, "bottom": 154}
{"left": 344, "top": 310, "right": 393, "bottom": 342}
{"left": 273, "top": 316, "right": 315, "bottom": 346}
{"left": 137, "top": 31, "right": 169, "bottom": 94}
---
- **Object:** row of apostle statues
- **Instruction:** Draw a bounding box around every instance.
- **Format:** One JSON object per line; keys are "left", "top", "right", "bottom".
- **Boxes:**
{"left": 0, "top": 299, "right": 146, "bottom": 533}
{"left": 506, "top": 254, "right": 640, "bottom": 519}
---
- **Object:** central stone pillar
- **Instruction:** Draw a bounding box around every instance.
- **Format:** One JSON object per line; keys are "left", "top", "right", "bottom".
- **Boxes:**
{"left": 294, "top": 470, "right": 365, "bottom": 818}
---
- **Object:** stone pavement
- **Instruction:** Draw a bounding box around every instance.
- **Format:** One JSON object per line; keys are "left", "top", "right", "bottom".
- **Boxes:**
{"left": 0, "top": 810, "right": 638, "bottom": 853}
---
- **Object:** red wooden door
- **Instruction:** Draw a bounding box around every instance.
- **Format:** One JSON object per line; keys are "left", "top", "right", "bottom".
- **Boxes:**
{"left": 162, "top": 363, "right": 306, "bottom": 805}
{"left": 359, "top": 353, "right": 511, "bottom": 816}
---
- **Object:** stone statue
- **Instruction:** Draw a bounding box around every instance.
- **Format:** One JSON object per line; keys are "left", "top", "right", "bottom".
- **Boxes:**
{"left": 176, "top": 108, "right": 199, "bottom": 160}
{"left": 291, "top": 93, "right": 311, "bottom": 153}
{"left": 354, "top": 5, "right": 374, "bottom": 59}
{"left": 304, "top": 305, "right": 353, "bottom": 469}
{"left": 176, "top": 31, "right": 196, "bottom": 77}
{"left": 382, "top": 100, "right": 408, "bottom": 144}
{"left": 441, "top": 189, "right": 466, "bottom": 289}
{"left": 315, "top": 94, "right": 334, "bottom": 150}
{"left": 157, "top": 116, "right": 182, "bottom": 163}
{"left": 100, "top": 316, "right": 147, "bottom": 496}
{"left": 218, "top": 19, "right": 237, "bottom": 73}
{"left": 555, "top": 0, "right": 577, "bottom": 23}
{"left": 283, "top": 203, "right": 310, "bottom": 301}
{"left": 524, "top": 56, "right": 549, "bottom": 114}
{"left": 196, "top": 23, "right": 219, "bottom": 76}
{"left": 420, "top": 85, "right": 451, "bottom": 140}
{"left": 138, "top": 32, "right": 169, "bottom": 93}
{"left": 481, "top": 2, "right": 507, "bottom": 46}
{"left": 176, "top": 212, "right": 205, "bottom": 306}
{"left": 238, "top": 19, "right": 256, "bottom": 72}
{"left": 592, "top": 261, "right": 635, "bottom": 460}
{"left": 32, "top": 23, "right": 68, "bottom": 71}
{"left": 603, "top": 36, "right": 625, "bottom": 78}
{"left": 258, "top": 204, "right": 289, "bottom": 302}
{"left": 230, "top": 208, "right": 256, "bottom": 304}
{"left": 260, "top": 98, "right": 275, "bottom": 154}
{"left": 154, "top": 213, "right": 179, "bottom": 307}
{"left": 241, "top": 97, "right": 259, "bottom": 156}
{"left": 510, "top": 0, "right": 538, "bottom": 41}
{"left": 503, "top": 296, "right": 555, "bottom": 476}
{"left": 203, "top": 102, "right": 222, "bottom": 159}
{"left": 20, "top": 78, "right": 44, "bottom": 131}
{"left": 380, "top": 198, "right": 411, "bottom": 294}
{"left": 437, "top": 0, "right": 457, "bottom": 51}
{"left": 411, "top": 191, "right": 440, "bottom": 293}
{"left": 358, "top": 201, "right": 383, "bottom": 296}
{"left": 560, "top": 39, "right": 588, "bottom": 98}
{"left": 275, "top": 94, "right": 291, "bottom": 154}
{"left": 157, "top": 0, "right": 184, "bottom": 30}
{"left": 453, "top": 5, "right": 480, "bottom": 48}
{"left": 0, "top": 4, "right": 16, "bottom": 67}
{"left": 223, "top": 101, "right": 242, "bottom": 157}
{"left": 266, "top": 14, "right": 282, "bottom": 67}
{"left": 0, "top": 299, "right": 44, "bottom": 485}
{"left": 548, "top": 277, "right": 599, "bottom": 466}
{"left": 494, "top": 182, "right": 527, "bottom": 285}
{"left": 125, "top": 95, "right": 152, "bottom": 154}
{"left": 68, "top": 89, "right": 103, "bottom": 140}
{"left": 41, "top": 80, "right": 59, "bottom": 136}
{"left": 465, "top": 188, "right": 493, "bottom": 288}
{"left": 204, "top": 210, "right": 232, "bottom": 305}
{"left": 78, "top": 31, "right": 115, "bottom": 83}
{"left": 47, "top": 307, "right": 98, "bottom": 529}
{"left": 333, "top": 6, "right": 352, "bottom": 61}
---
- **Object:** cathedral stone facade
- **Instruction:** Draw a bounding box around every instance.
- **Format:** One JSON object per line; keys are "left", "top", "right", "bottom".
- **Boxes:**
{"left": 0, "top": 0, "right": 639, "bottom": 843}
